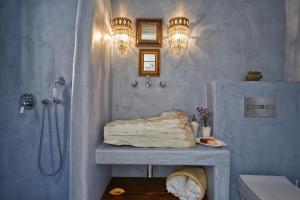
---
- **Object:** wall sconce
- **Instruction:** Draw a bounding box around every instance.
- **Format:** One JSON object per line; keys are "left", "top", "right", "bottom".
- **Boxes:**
{"left": 168, "top": 17, "right": 190, "bottom": 55}
{"left": 112, "top": 17, "right": 133, "bottom": 55}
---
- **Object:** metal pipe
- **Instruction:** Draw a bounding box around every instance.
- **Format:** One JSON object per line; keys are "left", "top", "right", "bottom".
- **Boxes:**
{"left": 147, "top": 164, "right": 153, "bottom": 178}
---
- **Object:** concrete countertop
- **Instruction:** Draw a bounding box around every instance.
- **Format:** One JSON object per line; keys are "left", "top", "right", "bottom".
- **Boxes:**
{"left": 96, "top": 144, "right": 230, "bottom": 166}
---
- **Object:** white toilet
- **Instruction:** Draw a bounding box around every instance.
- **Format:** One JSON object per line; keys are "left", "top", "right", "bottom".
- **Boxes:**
{"left": 237, "top": 175, "right": 300, "bottom": 200}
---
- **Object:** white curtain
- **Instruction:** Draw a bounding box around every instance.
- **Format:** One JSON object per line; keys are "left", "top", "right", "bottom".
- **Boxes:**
{"left": 285, "top": 0, "right": 300, "bottom": 81}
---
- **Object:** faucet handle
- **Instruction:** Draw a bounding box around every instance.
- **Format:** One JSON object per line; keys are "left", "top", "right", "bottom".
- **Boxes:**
{"left": 145, "top": 75, "right": 152, "bottom": 88}
{"left": 19, "top": 106, "right": 25, "bottom": 114}
{"left": 19, "top": 93, "right": 35, "bottom": 114}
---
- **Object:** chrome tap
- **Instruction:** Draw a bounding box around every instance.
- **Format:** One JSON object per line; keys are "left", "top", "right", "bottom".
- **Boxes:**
{"left": 145, "top": 75, "right": 152, "bottom": 88}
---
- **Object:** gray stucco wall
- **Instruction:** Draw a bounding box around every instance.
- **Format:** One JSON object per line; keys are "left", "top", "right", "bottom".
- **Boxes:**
{"left": 69, "top": 0, "right": 112, "bottom": 200}
{"left": 0, "top": 0, "right": 295, "bottom": 200}
{"left": 209, "top": 81, "right": 300, "bottom": 200}
{"left": 111, "top": 0, "right": 285, "bottom": 121}
{"left": 0, "top": 0, "right": 77, "bottom": 199}
{"left": 111, "top": 0, "right": 286, "bottom": 180}
{"left": 285, "top": 0, "right": 300, "bottom": 80}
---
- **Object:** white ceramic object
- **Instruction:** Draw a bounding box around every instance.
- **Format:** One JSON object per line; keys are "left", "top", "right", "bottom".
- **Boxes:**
{"left": 202, "top": 126, "right": 211, "bottom": 137}
{"left": 195, "top": 137, "right": 227, "bottom": 148}
{"left": 190, "top": 121, "right": 199, "bottom": 138}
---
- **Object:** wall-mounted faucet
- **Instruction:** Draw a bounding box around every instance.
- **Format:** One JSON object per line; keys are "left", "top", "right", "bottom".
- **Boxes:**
{"left": 131, "top": 76, "right": 167, "bottom": 88}
{"left": 145, "top": 75, "right": 152, "bottom": 88}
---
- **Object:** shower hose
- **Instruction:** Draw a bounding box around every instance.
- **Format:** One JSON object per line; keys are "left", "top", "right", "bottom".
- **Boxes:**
{"left": 38, "top": 100, "right": 63, "bottom": 176}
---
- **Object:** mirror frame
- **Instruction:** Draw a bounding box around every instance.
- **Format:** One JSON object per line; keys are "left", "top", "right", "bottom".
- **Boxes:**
{"left": 136, "top": 18, "right": 163, "bottom": 47}
{"left": 139, "top": 49, "right": 160, "bottom": 77}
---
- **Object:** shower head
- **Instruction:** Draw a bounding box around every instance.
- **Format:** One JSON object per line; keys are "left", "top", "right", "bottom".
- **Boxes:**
{"left": 55, "top": 77, "right": 65, "bottom": 86}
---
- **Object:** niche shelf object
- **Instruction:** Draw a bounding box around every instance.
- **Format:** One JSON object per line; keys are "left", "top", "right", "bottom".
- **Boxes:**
{"left": 96, "top": 144, "right": 230, "bottom": 200}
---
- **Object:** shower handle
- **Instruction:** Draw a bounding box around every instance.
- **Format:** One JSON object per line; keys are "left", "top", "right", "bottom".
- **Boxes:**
{"left": 19, "top": 93, "right": 35, "bottom": 114}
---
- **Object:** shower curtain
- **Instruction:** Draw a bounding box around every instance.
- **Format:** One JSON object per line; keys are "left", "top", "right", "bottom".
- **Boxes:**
{"left": 285, "top": 0, "right": 300, "bottom": 81}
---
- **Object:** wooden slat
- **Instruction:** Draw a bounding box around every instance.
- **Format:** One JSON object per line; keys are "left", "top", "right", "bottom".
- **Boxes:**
{"left": 101, "top": 177, "right": 208, "bottom": 200}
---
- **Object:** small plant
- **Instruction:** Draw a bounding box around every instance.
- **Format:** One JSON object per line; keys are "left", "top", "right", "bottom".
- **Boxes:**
{"left": 245, "top": 70, "right": 263, "bottom": 81}
{"left": 196, "top": 106, "right": 212, "bottom": 127}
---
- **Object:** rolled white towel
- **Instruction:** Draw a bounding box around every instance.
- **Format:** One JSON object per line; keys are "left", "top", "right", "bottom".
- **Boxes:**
{"left": 167, "top": 176, "right": 202, "bottom": 200}
{"left": 185, "top": 178, "right": 202, "bottom": 198}
{"left": 167, "top": 175, "right": 187, "bottom": 196}
{"left": 166, "top": 167, "right": 207, "bottom": 200}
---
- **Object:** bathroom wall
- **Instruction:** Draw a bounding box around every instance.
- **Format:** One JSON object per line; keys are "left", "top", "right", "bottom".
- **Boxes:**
{"left": 111, "top": 0, "right": 286, "bottom": 177}
{"left": 0, "top": 1, "right": 77, "bottom": 200}
{"left": 208, "top": 81, "right": 300, "bottom": 200}
{"left": 70, "top": 0, "right": 112, "bottom": 200}
{"left": 285, "top": 0, "right": 300, "bottom": 80}
{"left": 111, "top": 0, "right": 285, "bottom": 120}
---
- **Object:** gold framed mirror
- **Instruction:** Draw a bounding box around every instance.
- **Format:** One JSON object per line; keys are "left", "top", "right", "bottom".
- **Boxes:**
{"left": 139, "top": 49, "right": 160, "bottom": 77}
{"left": 136, "top": 18, "right": 163, "bottom": 47}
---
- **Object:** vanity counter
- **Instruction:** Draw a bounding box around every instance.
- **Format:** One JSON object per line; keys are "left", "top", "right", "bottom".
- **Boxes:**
{"left": 96, "top": 144, "right": 229, "bottom": 166}
{"left": 96, "top": 144, "right": 230, "bottom": 200}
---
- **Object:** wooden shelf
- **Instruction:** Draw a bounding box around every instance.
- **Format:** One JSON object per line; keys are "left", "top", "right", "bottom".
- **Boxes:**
{"left": 101, "top": 177, "right": 208, "bottom": 200}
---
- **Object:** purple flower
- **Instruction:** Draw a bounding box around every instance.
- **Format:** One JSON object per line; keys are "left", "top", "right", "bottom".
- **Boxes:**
{"left": 196, "top": 106, "right": 212, "bottom": 127}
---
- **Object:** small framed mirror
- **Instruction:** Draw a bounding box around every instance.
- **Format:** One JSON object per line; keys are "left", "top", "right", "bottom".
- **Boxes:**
{"left": 139, "top": 49, "right": 160, "bottom": 76}
{"left": 136, "top": 18, "right": 162, "bottom": 47}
